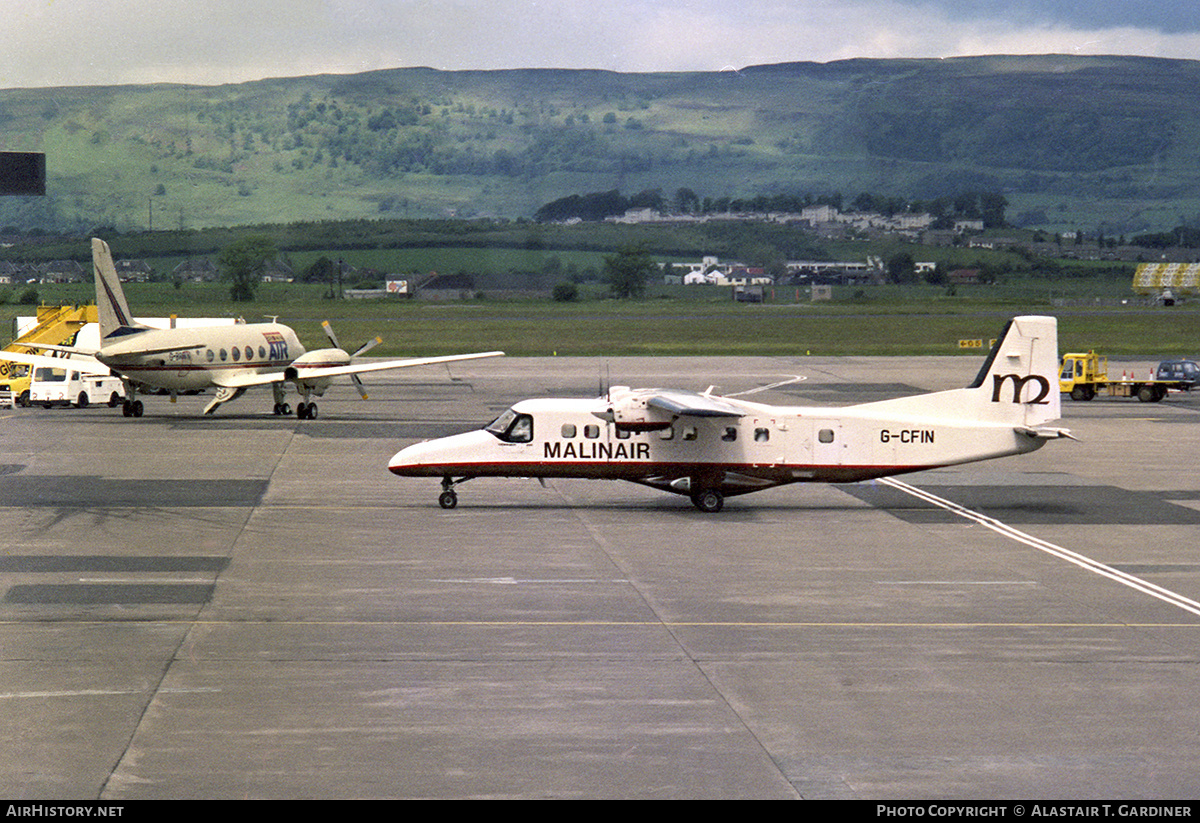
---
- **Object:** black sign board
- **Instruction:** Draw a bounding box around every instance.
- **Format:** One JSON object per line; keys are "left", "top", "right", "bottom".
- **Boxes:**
{"left": 0, "top": 152, "right": 46, "bottom": 196}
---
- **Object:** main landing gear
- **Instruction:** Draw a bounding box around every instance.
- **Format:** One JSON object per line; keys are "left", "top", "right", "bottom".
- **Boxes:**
{"left": 121, "top": 398, "right": 144, "bottom": 417}
{"left": 296, "top": 401, "right": 318, "bottom": 420}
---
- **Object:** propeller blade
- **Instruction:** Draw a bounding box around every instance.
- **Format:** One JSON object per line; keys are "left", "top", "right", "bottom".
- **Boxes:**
{"left": 352, "top": 336, "right": 382, "bottom": 357}
{"left": 321, "top": 320, "right": 340, "bottom": 350}
{"left": 351, "top": 373, "right": 369, "bottom": 400}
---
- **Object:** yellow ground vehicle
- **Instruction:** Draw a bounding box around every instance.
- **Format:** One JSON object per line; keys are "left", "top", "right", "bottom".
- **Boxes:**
{"left": 1059, "top": 351, "right": 1180, "bottom": 402}
{"left": 1, "top": 305, "right": 97, "bottom": 407}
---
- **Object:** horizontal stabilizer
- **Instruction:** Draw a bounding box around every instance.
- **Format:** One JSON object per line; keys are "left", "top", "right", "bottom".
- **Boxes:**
{"left": 0, "top": 349, "right": 110, "bottom": 376}
{"left": 1016, "top": 426, "right": 1077, "bottom": 441}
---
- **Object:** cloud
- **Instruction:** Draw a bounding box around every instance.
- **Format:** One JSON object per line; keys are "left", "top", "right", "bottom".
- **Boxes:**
{"left": 2, "top": 0, "right": 1199, "bottom": 89}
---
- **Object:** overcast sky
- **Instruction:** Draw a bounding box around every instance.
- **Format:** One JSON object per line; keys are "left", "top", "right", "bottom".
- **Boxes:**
{"left": 3, "top": 0, "right": 1198, "bottom": 89}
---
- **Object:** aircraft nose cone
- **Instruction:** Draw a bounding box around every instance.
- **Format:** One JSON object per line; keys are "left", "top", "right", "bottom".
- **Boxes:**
{"left": 387, "top": 441, "right": 425, "bottom": 475}
{"left": 388, "top": 430, "right": 490, "bottom": 476}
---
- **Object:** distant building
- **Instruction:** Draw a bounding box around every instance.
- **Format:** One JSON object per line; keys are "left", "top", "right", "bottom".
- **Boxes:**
{"left": 174, "top": 258, "right": 218, "bottom": 282}
{"left": 114, "top": 259, "right": 153, "bottom": 281}
{"left": 40, "top": 260, "right": 85, "bottom": 283}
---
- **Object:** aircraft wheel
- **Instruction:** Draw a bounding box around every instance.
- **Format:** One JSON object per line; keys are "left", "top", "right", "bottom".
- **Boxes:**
{"left": 438, "top": 490, "right": 458, "bottom": 509}
{"left": 691, "top": 489, "right": 724, "bottom": 513}
{"left": 280, "top": 403, "right": 290, "bottom": 416}
{"left": 122, "top": 400, "right": 132, "bottom": 417}
{"left": 272, "top": 403, "right": 282, "bottom": 415}
{"left": 77, "top": 392, "right": 89, "bottom": 409}
{"left": 308, "top": 403, "right": 317, "bottom": 419}
{"left": 132, "top": 400, "right": 144, "bottom": 417}
{"left": 296, "top": 402, "right": 308, "bottom": 419}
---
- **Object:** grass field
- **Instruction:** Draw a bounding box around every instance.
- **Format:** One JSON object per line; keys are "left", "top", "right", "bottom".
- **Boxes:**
{"left": 3, "top": 281, "right": 1197, "bottom": 358}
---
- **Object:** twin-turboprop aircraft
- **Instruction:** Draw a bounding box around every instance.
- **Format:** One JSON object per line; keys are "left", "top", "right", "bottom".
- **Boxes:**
{"left": 389, "top": 315, "right": 1072, "bottom": 512}
{"left": 1, "top": 238, "right": 502, "bottom": 418}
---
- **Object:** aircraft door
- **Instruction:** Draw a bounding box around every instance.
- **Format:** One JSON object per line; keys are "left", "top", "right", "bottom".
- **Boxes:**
{"left": 812, "top": 420, "right": 843, "bottom": 466}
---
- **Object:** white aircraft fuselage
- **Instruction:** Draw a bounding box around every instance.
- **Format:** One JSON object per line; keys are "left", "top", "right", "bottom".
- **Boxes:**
{"left": 389, "top": 316, "right": 1071, "bottom": 511}
{"left": 96, "top": 322, "right": 305, "bottom": 393}
{"left": 392, "top": 391, "right": 1045, "bottom": 487}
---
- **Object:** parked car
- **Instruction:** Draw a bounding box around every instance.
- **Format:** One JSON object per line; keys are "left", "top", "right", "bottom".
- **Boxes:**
{"left": 1155, "top": 359, "right": 1200, "bottom": 389}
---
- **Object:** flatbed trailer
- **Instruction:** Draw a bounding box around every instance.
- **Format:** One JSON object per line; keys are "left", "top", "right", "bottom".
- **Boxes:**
{"left": 1060, "top": 351, "right": 1189, "bottom": 402}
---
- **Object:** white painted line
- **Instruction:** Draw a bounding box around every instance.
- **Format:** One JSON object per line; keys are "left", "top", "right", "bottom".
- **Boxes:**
{"left": 727, "top": 375, "right": 808, "bottom": 397}
{"left": 880, "top": 477, "right": 1200, "bottom": 618}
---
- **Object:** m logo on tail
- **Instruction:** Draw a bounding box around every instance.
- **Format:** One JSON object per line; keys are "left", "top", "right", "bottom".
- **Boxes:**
{"left": 992, "top": 373, "right": 1051, "bottom": 405}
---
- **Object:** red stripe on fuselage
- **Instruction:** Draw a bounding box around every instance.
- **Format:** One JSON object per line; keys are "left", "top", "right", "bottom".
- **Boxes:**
{"left": 387, "top": 459, "right": 943, "bottom": 484}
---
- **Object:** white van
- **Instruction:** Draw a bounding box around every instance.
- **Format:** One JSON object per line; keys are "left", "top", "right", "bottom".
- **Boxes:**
{"left": 29, "top": 366, "right": 125, "bottom": 409}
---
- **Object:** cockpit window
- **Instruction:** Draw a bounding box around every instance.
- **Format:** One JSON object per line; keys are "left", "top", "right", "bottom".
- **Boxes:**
{"left": 484, "top": 409, "right": 534, "bottom": 443}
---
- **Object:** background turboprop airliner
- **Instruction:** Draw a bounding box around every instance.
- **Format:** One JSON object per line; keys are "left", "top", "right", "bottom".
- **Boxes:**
{"left": 389, "top": 315, "right": 1072, "bottom": 512}
{"left": 1, "top": 238, "right": 502, "bottom": 418}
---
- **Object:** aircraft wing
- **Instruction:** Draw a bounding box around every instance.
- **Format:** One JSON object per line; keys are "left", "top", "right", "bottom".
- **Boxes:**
{"left": 645, "top": 390, "right": 746, "bottom": 418}
{"left": 210, "top": 351, "right": 505, "bottom": 390}
{"left": 0, "top": 350, "right": 111, "bottom": 376}
{"left": 289, "top": 351, "right": 505, "bottom": 382}
{"left": 212, "top": 370, "right": 287, "bottom": 389}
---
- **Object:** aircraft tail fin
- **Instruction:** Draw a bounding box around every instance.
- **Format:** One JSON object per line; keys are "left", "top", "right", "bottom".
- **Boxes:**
{"left": 92, "top": 238, "right": 144, "bottom": 341}
{"left": 854, "top": 315, "right": 1061, "bottom": 428}
{"left": 964, "top": 315, "right": 1061, "bottom": 427}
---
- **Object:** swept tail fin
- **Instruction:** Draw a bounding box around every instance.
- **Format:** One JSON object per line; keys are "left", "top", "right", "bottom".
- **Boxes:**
{"left": 965, "top": 315, "right": 1061, "bottom": 427}
{"left": 92, "top": 238, "right": 145, "bottom": 341}
{"left": 853, "top": 315, "right": 1062, "bottom": 428}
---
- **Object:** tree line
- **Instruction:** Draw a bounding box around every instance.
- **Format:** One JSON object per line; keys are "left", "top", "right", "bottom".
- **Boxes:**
{"left": 535, "top": 187, "right": 1009, "bottom": 228}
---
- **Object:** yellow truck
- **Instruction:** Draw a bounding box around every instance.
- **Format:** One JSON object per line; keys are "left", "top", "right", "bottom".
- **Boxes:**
{"left": 1, "top": 304, "right": 97, "bottom": 407}
{"left": 1059, "top": 351, "right": 1187, "bottom": 402}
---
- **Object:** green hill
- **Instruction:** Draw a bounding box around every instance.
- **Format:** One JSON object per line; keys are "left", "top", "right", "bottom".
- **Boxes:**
{"left": 2, "top": 55, "right": 1198, "bottom": 234}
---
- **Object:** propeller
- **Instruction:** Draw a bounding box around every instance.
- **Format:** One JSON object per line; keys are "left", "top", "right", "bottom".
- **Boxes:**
{"left": 321, "top": 320, "right": 383, "bottom": 400}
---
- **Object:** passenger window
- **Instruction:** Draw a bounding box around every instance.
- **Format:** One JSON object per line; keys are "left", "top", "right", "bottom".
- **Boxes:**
{"left": 245, "top": 346, "right": 254, "bottom": 361}
{"left": 259, "top": 346, "right": 267, "bottom": 359}
{"left": 561, "top": 424, "right": 576, "bottom": 438}
{"left": 219, "top": 348, "right": 227, "bottom": 361}
{"left": 232, "top": 347, "right": 241, "bottom": 361}
{"left": 206, "top": 349, "right": 215, "bottom": 363}
{"left": 819, "top": 429, "right": 835, "bottom": 444}
{"left": 584, "top": 425, "right": 599, "bottom": 439}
